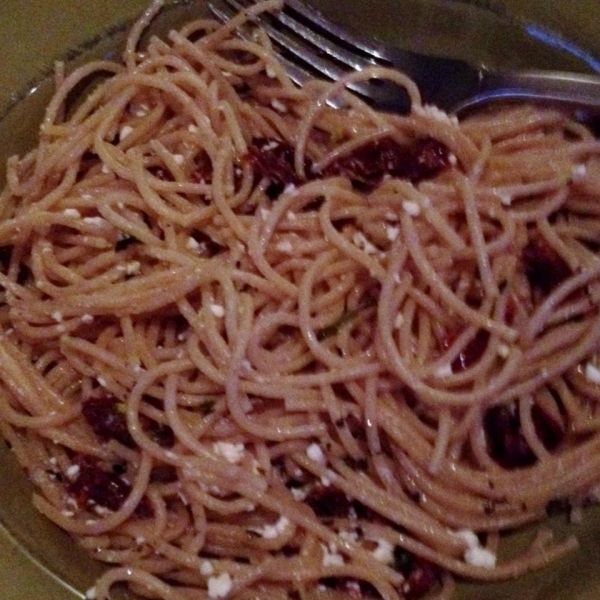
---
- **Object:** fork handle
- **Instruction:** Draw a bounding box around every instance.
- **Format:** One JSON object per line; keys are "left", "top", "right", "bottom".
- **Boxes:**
{"left": 457, "top": 69, "right": 600, "bottom": 115}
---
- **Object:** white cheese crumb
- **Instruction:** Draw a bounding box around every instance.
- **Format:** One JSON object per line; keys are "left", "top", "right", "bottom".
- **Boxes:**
{"left": 283, "top": 183, "right": 297, "bottom": 195}
{"left": 454, "top": 529, "right": 479, "bottom": 547}
{"left": 66, "top": 464, "right": 80, "bottom": 480}
{"left": 81, "top": 314, "right": 94, "bottom": 324}
{"left": 201, "top": 560, "right": 214, "bottom": 576}
{"left": 134, "top": 104, "right": 149, "bottom": 117}
{"left": 52, "top": 311, "right": 63, "bottom": 323}
{"left": 402, "top": 200, "right": 421, "bottom": 216}
{"left": 352, "top": 231, "right": 378, "bottom": 255}
{"left": 266, "top": 65, "right": 277, "bottom": 78}
{"left": 83, "top": 216, "right": 106, "bottom": 227}
{"left": 97, "top": 376, "right": 107, "bottom": 387}
{"left": 117, "top": 261, "right": 141, "bottom": 276}
{"left": 291, "top": 487, "right": 307, "bottom": 501}
{"left": 101, "top": 164, "right": 110, "bottom": 174}
{"left": 394, "top": 313, "right": 404, "bottom": 329}
{"left": 306, "top": 442, "right": 326, "bottom": 464}
{"left": 213, "top": 441, "right": 245, "bottom": 463}
{"left": 497, "top": 191, "right": 513, "bottom": 206}
{"left": 173, "top": 154, "right": 185, "bottom": 165}
{"left": 371, "top": 538, "right": 394, "bottom": 564}
{"left": 259, "top": 207, "right": 271, "bottom": 220}
{"left": 449, "top": 153, "right": 458, "bottom": 166}
{"left": 454, "top": 528, "right": 497, "bottom": 569}
{"left": 286, "top": 210, "right": 297, "bottom": 221}
{"left": 321, "top": 543, "right": 345, "bottom": 567}
{"left": 207, "top": 572, "right": 232, "bottom": 598}
{"left": 572, "top": 163, "right": 587, "bottom": 182}
{"left": 434, "top": 364, "right": 453, "bottom": 379}
{"left": 497, "top": 344, "right": 511, "bottom": 359}
{"left": 85, "top": 587, "right": 97, "bottom": 600}
{"left": 135, "top": 536, "right": 146, "bottom": 545}
{"left": 49, "top": 457, "right": 58, "bottom": 466}
{"left": 251, "top": 515, "right": 290, "bottom": 539}
{"left": 187, "top": 237, "right": 201, "bottom": 251}
{"left": 63, "top": 208, "right": 81, "bottom": 218}
{"left": 413, "top": 104, "right": 459, "bottom": 125}
{"left": 465, "top": 546, "right": 497, "bottom": 569}
{"left": 61, "top": 510, "right": 75, "bottom": 518}
{"left": 209, "top": 304, "right": 225, "bottom": 318}
{"left": 271, "top": 99, "right": 288, "bottom": 113}
{"left": 188, "top": 124, "right": 199, "bottom": 133}
{"left": 120, "top": 125, "right": 134, "bottom": 140}
{"left": 585, "top": 362, "right": 600, "bottom": 384}
{"left": 386, "top": 225, "right": 400, "bottom": 242}
{"left": 338, "top": 529, "right": 359, "bottom": 544}
{"left": 276, "top": 240, "right": 294, "bottom": 253}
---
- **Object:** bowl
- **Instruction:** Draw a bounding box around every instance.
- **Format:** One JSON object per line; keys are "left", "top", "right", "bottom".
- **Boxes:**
{"left": 0, "top": 1, "right": 599, "bottom": 599}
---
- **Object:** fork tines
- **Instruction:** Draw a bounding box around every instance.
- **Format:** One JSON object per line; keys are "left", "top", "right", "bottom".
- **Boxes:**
{"left": 208, "top": 0, "right": 412, "bottom": 111}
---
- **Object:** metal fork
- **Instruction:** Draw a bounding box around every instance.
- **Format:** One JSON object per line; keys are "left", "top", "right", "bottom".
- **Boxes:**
{"left": 208, "top": 0, "right": 600, "bottom": 116}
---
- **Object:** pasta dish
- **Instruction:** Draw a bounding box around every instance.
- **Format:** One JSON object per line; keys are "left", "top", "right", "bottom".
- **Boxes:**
{"left": 0, "top": 1, "right": 599, "bottom": 598}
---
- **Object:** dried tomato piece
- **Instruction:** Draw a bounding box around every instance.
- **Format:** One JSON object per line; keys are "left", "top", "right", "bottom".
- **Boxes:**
{"left": 324, "top": 137, "right": 450, "bottom": 190}
{"left": 484, "top": 404, "right": 563, "bottom": 469}
{"left": 82, "top": 394, "right": 175, "bottom": 448}
{"left": 393, "top": 546, "right": 440, "bottom": 598}
{"left": 67, "top": 455, "right": 131, "bottom": 511}
{"left": 305, "top": 484, "right": 351, "bottom": 519}
{"left": 522, "top": 236, "right": 571, "bottom": 295}
{"left": 451, "top": 329, "right": 490, "bottom": 372}
{"left": 439, "top": 328, "right": 490, "bottom": 373}
{"left": 82, "top": 395, "right": 134, "bottom": 447}
{"left": 246, "top": 137, "right": 302, "bottom": 193}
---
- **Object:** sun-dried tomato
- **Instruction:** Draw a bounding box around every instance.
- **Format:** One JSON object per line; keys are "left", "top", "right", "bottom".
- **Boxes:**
{"left": 67, "top": 455, "right": 131, "bottom": 511}
{"left": 484, "top": 403, "right": 563, "bottom": 469}
{"left": 522, "top": 236, "right": 571, "bottom": 295}
{"left": 324, "top": 136, "right": 450, "bottom": 190}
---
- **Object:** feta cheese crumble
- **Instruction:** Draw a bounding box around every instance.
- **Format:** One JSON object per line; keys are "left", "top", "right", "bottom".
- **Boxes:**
{"left": 306, "top": 442, "right": 326, "bottom": 464}
{"left": 321, "top": 543, "right": 345, "bottom": 567}
{"left": 250, "top": 515, "right": 290, "bottom": 539}
{"left": 213, "top": 441, "right": 245, "bottom": 463}
{"left": 454, "top": 529, "right": 496, "bottom": 569}
{"left": 209, "top": 304, "right": 225, "bottom": 318}
{"left": 402, "top": 200, "right": 421, "bottom": 216}
{"left": 63, "top": 208, "right": 81, "bottom": 218}
{"left": 371, "top": 538, "right": 394, "bottom": 564}
{"left": 585, "top": 362, "right": 600, "bottom": 384}
{"left": 207, "top": 572, "right": 233, "bottom": 598}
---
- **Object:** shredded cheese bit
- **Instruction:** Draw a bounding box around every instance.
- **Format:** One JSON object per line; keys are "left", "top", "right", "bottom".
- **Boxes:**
{"left": 51, "top": 311, "right": 63, "bottom": 323}
{"left": 81, "top": 314, "right": 94, "bottom": 324}
{"left": 62, "top": 208, "right": 81, "bottom": 218}
{"left": 66, "top": 464, "right": 80, "bottom": 479}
